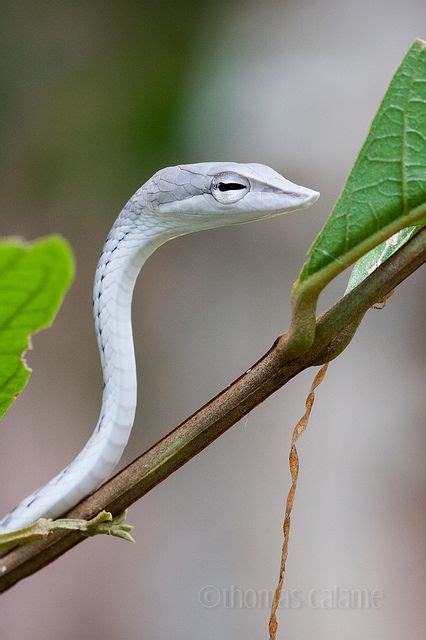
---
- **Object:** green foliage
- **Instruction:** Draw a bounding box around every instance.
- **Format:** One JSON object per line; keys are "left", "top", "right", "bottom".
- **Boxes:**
{"left": 287, "top": 40, "right": 426, "bottom": 357}
{"left": 299, "top": 39, "right": 426, "bottom": 285}
{"left": 0, "top": 236, "right": 74, "bottom": 420}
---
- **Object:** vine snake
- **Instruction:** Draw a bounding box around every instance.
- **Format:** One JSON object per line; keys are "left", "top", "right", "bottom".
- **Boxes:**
{"left": 0, "top": 162, "right": 319, "bottom": 533}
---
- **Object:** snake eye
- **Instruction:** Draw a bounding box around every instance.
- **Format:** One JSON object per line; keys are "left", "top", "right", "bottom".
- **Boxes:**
{"left": 211, "top": 172, "right": 250, "bottom": 204}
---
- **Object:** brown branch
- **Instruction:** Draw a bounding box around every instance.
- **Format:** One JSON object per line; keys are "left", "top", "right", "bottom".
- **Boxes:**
{"left": 0, "top": 228, "right": 425, "bottom": 593}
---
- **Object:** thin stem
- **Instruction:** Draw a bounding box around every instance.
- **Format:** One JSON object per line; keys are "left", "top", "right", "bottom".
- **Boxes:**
{"left": 269, "top": 363, "right": 329, "bottom": 639}
{"left": 0, "top": 228, "right": 424, "bottom": 592}
{"left": 0, "top": 511, "right": 134, "bottom": 554}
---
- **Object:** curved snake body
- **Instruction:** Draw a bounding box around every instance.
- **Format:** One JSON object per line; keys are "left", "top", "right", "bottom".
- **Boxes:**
{"left": 0, "top": 162, "right": 318, "bottom": 532}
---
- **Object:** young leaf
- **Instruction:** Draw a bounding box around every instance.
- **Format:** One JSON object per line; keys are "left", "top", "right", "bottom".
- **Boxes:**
{"left": 346, "top": 225, "right": 419, "bottom": 292}
{"left": 0, "top": 236, "right": 74, "bottom": 420}
{"left": 286, "top": 40, "right": 426, "bottom": 357}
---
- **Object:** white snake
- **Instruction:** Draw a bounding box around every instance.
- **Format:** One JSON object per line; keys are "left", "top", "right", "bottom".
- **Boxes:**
{"left": 0, "top": 162, "right": 318, "bottom": 533}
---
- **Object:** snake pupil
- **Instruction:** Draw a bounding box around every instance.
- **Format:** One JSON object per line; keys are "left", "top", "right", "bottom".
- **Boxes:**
{"left": 218, "top": 182, "right": 246, "bottom": 192}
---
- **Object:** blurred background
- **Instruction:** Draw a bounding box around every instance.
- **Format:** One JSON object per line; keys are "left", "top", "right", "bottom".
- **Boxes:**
{"left": 0, "top": 1, "right": 425, "bottom": 638}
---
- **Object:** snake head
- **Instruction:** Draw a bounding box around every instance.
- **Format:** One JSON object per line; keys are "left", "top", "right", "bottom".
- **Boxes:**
{"left": 141, "top": 162, "right": 319, "bottom": 232}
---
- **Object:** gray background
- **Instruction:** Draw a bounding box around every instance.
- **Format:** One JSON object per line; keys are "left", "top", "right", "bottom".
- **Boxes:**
{"left": 0, "top": 1, "right": 425, "bottom": 638}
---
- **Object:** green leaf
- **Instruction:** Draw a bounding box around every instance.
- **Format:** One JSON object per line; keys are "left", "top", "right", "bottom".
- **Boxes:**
{"left": 299, "top": 39, "right": 426, "bottom": 285}
{"left": 346, "top": 225, "right": 419, "bottom": 292}
{"left": 0, "top": 236, "right": 74, "bottom": 419}
{"left": 285, "top": 40, "right": 426, "bottom": 358}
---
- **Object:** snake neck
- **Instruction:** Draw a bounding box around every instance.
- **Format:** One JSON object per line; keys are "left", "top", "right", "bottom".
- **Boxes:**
{"left": 92, "top": 206, "right": 171, "bottom": 458}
